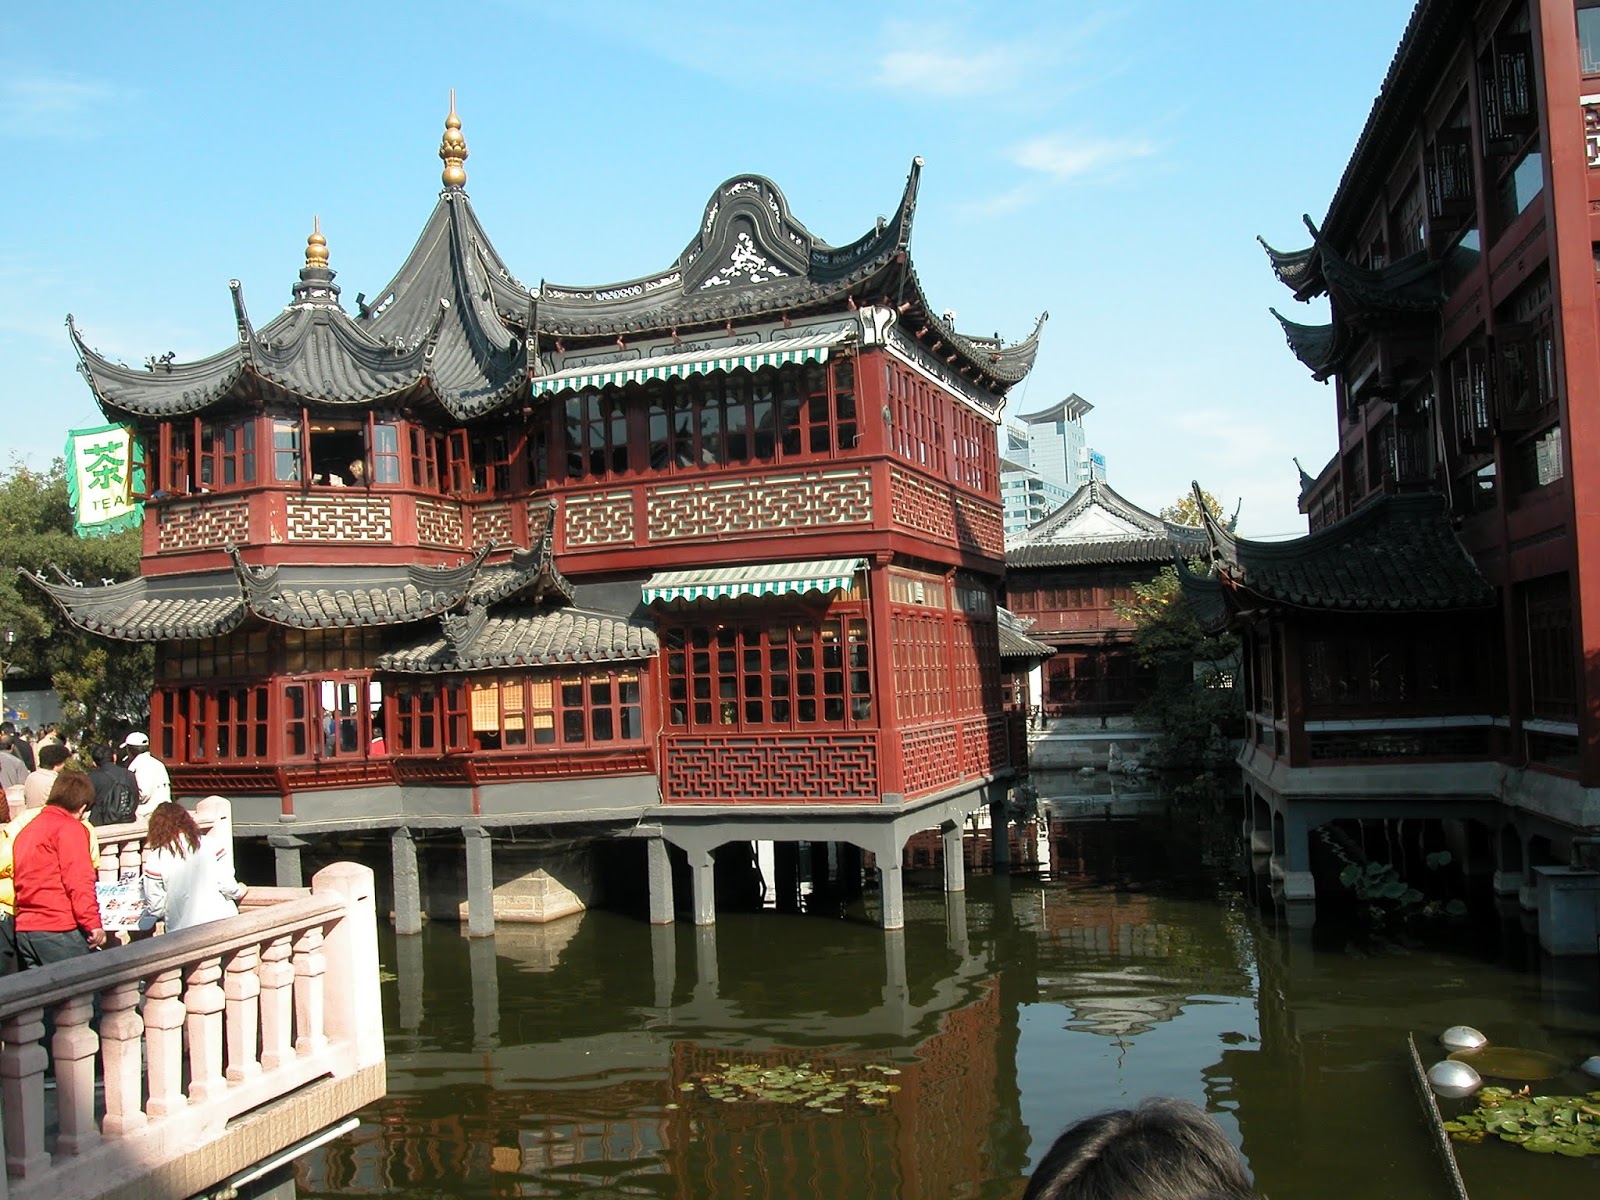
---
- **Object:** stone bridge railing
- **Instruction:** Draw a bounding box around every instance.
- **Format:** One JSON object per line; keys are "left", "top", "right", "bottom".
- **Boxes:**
{"left": 0, "top": 861, "right": 385, "bottom": 1200}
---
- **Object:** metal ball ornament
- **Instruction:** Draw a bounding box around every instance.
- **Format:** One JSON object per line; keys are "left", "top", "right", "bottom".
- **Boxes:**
{"left": 1438, "top": 1025, "right": 1487, "bottom": 1053}
{"left": 1427, "top": 1059, "right": 1483, "bottom": 1099}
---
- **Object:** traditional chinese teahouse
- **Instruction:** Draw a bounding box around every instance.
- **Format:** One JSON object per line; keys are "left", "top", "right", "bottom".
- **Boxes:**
{"left": 34, "top": 100, "right": 1045, "bottom": 930}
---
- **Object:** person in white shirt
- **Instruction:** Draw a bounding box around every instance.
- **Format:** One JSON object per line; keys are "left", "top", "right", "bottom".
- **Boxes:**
{"left": 120, "top": 732, "right": 172, "bottom": 819}
{"left": 141, "top": 802, "right": 246, "bottom": 932}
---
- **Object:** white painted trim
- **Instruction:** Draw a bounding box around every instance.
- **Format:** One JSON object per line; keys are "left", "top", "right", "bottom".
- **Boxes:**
{"left": 1523, "top": 719, "right": 1580, "bottom": 737}
{"left": 1303, "top": 715, "right": 1496, "bottom": 733}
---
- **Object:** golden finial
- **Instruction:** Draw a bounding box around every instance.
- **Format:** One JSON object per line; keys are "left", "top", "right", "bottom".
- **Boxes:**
{"left": 304, "top": 215, "right": 329, "bottom": 269}
{"left": 439, "top": 90, "right": 469, "bottom": 188}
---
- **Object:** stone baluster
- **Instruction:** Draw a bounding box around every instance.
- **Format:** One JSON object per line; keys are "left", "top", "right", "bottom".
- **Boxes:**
{"left": 258, "top": 934, "right": 295, "bottom": 1071}
{"left": 97, "top": 838, "right": 121, "bottom": 887}
{"left": 0, "top": 1006, "right": 51, "bottom": 1178}
{"left": 293, "top": 922, "right": 328, "bottom": 1055}
{"left": 100, "top": 980, "right": 149, "bottom": 1137}
{"left": 120, "top": 835, "right": 143, "bottom": 881}
{"left": 144, "top": 967, "right": 188, "bottom": 1119}
{"left": 52, "top": 993, "right": 102, "bottom": 1156}
{"left": 185, "top": 955, "right": 227, "bottom": 1103}
{"left": 225, "top": 943, "right": 263, "bottom": 1082}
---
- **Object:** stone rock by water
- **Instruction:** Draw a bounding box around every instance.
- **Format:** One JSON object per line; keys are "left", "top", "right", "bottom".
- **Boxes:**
{"left": 1438, "top": 1025, "right": 1487, "bottom": 1052}
{"left": 1582, "top": 1056, "right": 1600, "bottom": 1080}
{"left": 1427, "top": 1059, "right": 1482, "bottom": 1100}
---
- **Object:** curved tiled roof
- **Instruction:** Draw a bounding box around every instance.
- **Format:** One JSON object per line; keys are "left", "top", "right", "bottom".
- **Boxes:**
{"left": 68, "top": 157, "right": 1043, "bottom": 425}
{"left": 1007, "top": 479, "right": 1206, "bottom": 567}
{"left": 1196, "top": 486, "right": 1493, "bottom": 612}
{"left": 376, "top": 606, "right": 659, "bottom": 673}
{"left": 1269, "top": 309, "right": 1342, "bottom": 381}
{"left": 997, "top": 608, "right": 1053, "bottom": 661}
{"left": 21, "top": 539, "right": 570, "bottom": 642}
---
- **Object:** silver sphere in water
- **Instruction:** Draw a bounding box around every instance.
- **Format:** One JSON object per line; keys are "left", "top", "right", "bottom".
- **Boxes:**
{"left": 1582, "top": 1056, "right": 1600, "bottom": 1081}
{"left": 1428, "top": 1059, "right": 1483, "bottom": 1099}
{"left": 1439, "top": 1025, "right": 1487, "bottom": 1053}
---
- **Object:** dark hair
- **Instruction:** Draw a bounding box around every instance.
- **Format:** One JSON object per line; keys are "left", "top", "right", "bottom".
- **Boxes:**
{"left": 0, "top": 721, "right": 14, "bottom": 736}
{"left": 37, "top": 743, "right": 72, "bottom": 771}
{"left": 1023, "top": 1099, "right": 1253, "bottom": 1200}
{"left": 46, "top": 769, "right": 95, "bottom": 815}
{"left": 89, "top": 742, "right": 116, "bottom": 767}
{"left": 146, "top": 801, "right": 202, "bottom": 856}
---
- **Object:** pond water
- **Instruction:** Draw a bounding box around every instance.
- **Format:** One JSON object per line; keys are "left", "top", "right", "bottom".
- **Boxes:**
{"left": 300, "top": 772, "right": 1600, "bottom": 1199}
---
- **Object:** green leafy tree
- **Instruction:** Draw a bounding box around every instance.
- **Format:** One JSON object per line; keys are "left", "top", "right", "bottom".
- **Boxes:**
{"left": 0, "top": 458, "right": 152, "bottom": 746}
{"left": 1114, "top": 563, "right": 1242, "bottom": 767}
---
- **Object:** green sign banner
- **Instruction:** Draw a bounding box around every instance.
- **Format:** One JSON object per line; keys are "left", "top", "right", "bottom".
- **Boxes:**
{"left": 66, "top": 423, "right": 144, "bottom": 538}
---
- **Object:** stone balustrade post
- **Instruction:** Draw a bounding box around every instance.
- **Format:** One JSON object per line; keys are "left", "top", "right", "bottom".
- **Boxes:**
{"left": 258, "top": 933, "right": 296, "bottom": 1071}
{"left": 143, "top": 967, "right": 188, "bottom": 1119}
{"left": 293, "top": 922, "right": 328, "bottom": 1055}
{"left": 0, "top": 1006, "right": 51, "bottom": 1178}
{"left": 99, "top": 980, "right": 148, "bottom": 1137}
{"left": 52, "top": 993, "right": 101, "bottom": 1157}
{"left": 185, "top": 955, "right": 227, "bottom": 1103}
{"left": 311, "top": 862, "right": 384, "bottom": 1069}
{"left": 225, "top": 944, "right": 263, "bottom": 1082}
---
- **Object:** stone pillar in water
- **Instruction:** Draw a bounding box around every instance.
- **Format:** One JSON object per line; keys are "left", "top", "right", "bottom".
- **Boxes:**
{"left": 989, "top": 799, "right": 1011, "bottom": 871}
{"left": 269, "top": 834, "right": 306, "bottom": 888}
{"left": 392, "top": 827, "right": 423, "bottom": 935}
{"left": 464, "top": 826, "right": 495, "bottom": 938}
{"left": 395, "top": 928, "right": 425, "bottom": 1036}
{"left": 651, "top": 923, "right": 677, "bottom": 1009}
{"left": 647, "top": 837, "right": 674, "bottom": 925}
{"left": 469, "top": 936, "right": 500, "bottom": 1050}
{"left": 942, "top": 820, "right": 965, "bottom": 893}
{"left": 687, "top": 847, "right": 716, "bottom": 926}
{"left": 879, "top": 856, "right": 905, "bottom": 930}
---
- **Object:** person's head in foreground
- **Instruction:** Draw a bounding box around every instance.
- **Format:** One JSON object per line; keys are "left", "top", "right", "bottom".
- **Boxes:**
{"left": 1022, "top": 1098, "right": 1254, "bottom": 1200}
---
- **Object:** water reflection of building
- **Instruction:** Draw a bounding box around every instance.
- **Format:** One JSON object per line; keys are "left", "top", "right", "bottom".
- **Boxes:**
{"left": 302, "top": 906, "right": 1018, "bottom": 1200}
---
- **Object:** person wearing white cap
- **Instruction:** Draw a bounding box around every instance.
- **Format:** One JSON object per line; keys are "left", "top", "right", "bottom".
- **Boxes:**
{"left": 120, "top": 732, "right": 171, "bottom": 819}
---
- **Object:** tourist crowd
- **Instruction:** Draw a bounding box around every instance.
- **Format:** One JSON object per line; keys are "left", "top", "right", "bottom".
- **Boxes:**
{"left": 0, "top": 726, "right": 245, "bottom": 972}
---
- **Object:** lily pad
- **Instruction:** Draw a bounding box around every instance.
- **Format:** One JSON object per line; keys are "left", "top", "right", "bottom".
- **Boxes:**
{"left": 1448, "top": 1046, "right": 1565, "bottom": 1082}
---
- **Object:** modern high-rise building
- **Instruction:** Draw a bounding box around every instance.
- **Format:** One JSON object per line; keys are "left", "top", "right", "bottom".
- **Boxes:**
{"left": 1000, "top": 394, "right": 1106, "bottom": 538}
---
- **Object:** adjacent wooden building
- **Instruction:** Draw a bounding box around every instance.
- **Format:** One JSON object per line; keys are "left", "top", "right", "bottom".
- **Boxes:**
{"left": 1232, "top": 0, "right": 1600, "bottom": 948}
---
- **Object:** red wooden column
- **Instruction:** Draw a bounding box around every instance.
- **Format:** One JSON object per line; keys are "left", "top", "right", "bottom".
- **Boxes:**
{"left": 866, "top": 553, "right": 905, "bottom": 799}
{"left": 1537, "top": 0, "right": 1600, "bottom": 785}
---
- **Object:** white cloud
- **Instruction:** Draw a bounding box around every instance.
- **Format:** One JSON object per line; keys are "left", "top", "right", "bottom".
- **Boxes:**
{"left": 1010, "top": 132, "right": 1157, "bottom": 183}
{"left": 0, "top": 71, "right": 127, "bottom": 138}
{"left": 877, "top": 44, "right": 1020, "bottom": 98}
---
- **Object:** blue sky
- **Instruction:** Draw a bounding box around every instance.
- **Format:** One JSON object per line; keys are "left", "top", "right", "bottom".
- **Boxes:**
{"left": 0, "top": 1, "right": 1415, "bottom": 538}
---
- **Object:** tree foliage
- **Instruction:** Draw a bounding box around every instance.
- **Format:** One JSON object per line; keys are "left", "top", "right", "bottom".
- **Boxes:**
{"left": 1160, "top": 489, "right": 1230, "bottom": 529}
{"left": 0, "top": 458, "right": 152, "bottom": 744}
{"left": 1113, "top": 563, "right": 1242, "bottom": 768}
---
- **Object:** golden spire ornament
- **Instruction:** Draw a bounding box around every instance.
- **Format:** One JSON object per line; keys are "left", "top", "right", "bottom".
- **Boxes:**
{"left": 439, "top": 90, "right": 469, "bottom": 188}
{"left": 304, "top": 215, "right": 329, "bottom": 269}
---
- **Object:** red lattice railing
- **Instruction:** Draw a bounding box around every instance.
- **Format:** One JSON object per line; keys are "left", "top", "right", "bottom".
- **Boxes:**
{"left": 662, "top": 734, "right": 879, "bottom": 803}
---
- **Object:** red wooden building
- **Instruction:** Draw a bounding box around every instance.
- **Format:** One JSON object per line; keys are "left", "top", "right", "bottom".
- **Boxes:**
{"left": 36, "top": 104, "right": 1044, "bottom": 930}
{"left": 1227, "top": 0, "right": 1600, "bottom": 948}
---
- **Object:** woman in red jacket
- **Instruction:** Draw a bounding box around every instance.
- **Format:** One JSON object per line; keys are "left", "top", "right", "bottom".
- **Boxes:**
{"left": 13, "top": 770, "right": 105, "bottom": 967}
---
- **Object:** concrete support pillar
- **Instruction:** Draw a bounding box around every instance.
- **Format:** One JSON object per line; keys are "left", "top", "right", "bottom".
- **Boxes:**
{"left": 464, "top": 826, "right": 495, "bottom": 938}
{"left": 1273, "top": 811, "right": 1315, "bottom": 928}
{"left": 774, "top": 842, "right": 801, "bottom": 913}
{"left": 693, "top": 923, "right": 719, "bottom": 1003}
{"left": 687, "top": 848, "right": 716, "bottom": 926}
{"left": 989, "top": 799, "right": 1011, "bottom": 871}
{"left": 391, "top": 827, "right": 423, "bottom": 935}
{"left": 269, "top": 834, "right": 306, "bottom": 888}
{"left": 651, "top": 923, "right": 677, "bottom": 1009}
{"left": 942, "top": 821, "right": 965, "bottom": 893}
{"left": 1533, "top": 867, "right": 1600, "bottom": 956}
{"left": 879, "top": 857, "right": 905, "bottom": 931}
{"left": 647, "top": 837, "right": 675, "bottom": 925}
{"left": 395, "top": 927, "right": 425, "bottom": 1036}
{"left": 468, "top": 936, "right": 500, "bottom": 1050}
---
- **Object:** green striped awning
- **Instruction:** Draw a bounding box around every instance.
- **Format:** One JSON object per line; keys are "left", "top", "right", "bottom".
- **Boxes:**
{"left": 529, "top": 330, "right": 851, "bottom": 397}
{"left": 642, "top": 559, "right": 866, "bottom": 605}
